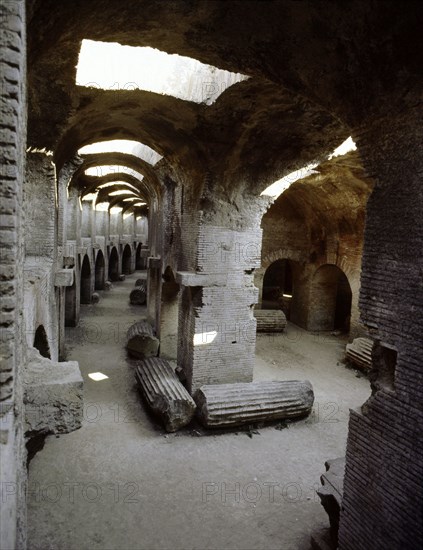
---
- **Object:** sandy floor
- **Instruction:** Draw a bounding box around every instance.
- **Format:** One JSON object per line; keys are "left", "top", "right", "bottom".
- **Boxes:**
{"left": 27, "top": 272, "right": 370, "bottom": 550}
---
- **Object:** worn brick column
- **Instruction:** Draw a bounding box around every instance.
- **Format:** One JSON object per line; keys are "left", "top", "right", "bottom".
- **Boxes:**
{"left": 338, "top": 110, "right": 423, "bottom": 550}
{"left": 177, "top": 209, "right": 265, "bottom": 394}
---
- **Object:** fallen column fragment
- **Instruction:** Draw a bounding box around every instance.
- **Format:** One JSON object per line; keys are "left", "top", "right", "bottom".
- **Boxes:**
{"left": 195, "top": 379, "right": 314, "bottom": 428}
{"left": 130, "top": 283, "right": 147, "bottom": 305}
{"left": 135, "top": 357, "right": 196, "bottom": 432}
{"left": 126, "top": 321, "right": 159, "bottom": 359}
{"left": 254, "top": 309, "right": 287, "bottom": 332}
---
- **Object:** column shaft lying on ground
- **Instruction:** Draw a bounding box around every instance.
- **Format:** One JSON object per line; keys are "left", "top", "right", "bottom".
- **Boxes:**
{"left": 195, "top": 379, "right": 314, "bottom": 428}
{"left": 135, "top": 357, "right": 196, "bottom": 432}
{"left": 126, "top": 321, "right": 159, "bottom": 359}
{"left": 130, "top": 283, "right": 147, "bottom": 305}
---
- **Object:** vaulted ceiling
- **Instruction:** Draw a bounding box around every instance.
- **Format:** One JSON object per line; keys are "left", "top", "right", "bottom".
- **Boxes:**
{"left": 27, "top": 0, "right": 423, "bottom": 208}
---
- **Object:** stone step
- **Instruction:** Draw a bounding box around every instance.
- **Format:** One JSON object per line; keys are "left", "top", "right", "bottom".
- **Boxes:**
{"left": 130, "top": 283, "right": 147, "bottom": 305}
{"left": 345, "top": 337, "right": 374, "bottom": 371}
{"left": 195, "top": 380, "right": 314, "bottom": 428}
{"left": 126, "top": 321, "right": 159, "bottom": 359}
{"left": 254, "top": 309, "right": 287, "bottom": 332}
{"left": 135, "top": 357, "right": 196, "bottom": 432}
{"left": 316, "top": 457, "right": 346, "bottom": 548}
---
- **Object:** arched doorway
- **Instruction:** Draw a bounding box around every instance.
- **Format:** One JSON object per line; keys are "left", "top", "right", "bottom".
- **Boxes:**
{"left": 95, "top": 250, "right": 105, "bottom": 290}
{"left": 262, "top": 259, "right": 293, "bottom": 313}
{"left": 33, "top": 325, "right": 51, "bottom": 358}
{"left": 135, "top": 243, "right": 143, "bottom": 270}
{"left": 122, "top": 244, "right": 132, "bottom": 275}
{"left": 108, "top": 247, "right": 119, "bottom": 281}
{"left": 309, "top": 264, "right": 352, "bottom": 332}
{"left": 80, "top": 254, "right": 92, "bottom": 304}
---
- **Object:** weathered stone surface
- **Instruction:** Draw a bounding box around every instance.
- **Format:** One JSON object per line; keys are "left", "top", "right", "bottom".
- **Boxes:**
{"left": 104, "top": 280, "right": 113, "bottom": 290}
{"left": 345, "top": 337, "right": 373, "bottom": 371}
{"left": 135, "top": 357, "right": 196, "bottom": 432}
{"left": 254, "top": 309, "right": 287, "bottom": 332}
{"left": 126, "top": 321, "right": 159, "bottom": 359}
{"left": 118, "top": 274, "right": 126, "bottom": 281}
{"left": 130, "top": 283, "right": 147, "bottom": 305}
{"left": 316, "top": 457, "right": 345, "bottom": 548}
{"left": 54, "top": 268, "right": 74, "bottom": 287}
{"left": 195, "top": 380, "right": 314, "bottom": 428}
{"left": 135, "top": 278, "right": 145, "bottom": 286}
{"left": 23, "top": 348, "right": 84, "bottom": 436}
{"left": 91, "top": 292, "right": 100, "bottom": 304}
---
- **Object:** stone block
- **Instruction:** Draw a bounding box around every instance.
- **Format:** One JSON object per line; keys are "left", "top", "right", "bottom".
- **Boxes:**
{"left": 24, "top": 348, "right": 83, "bottom": 437}
{"left": 54, "top": 268, "right": 74, "bottom": 287}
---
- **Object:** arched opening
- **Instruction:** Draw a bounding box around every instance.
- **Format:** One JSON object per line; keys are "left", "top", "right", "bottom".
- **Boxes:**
{"left": 309, "top": 264, "right": 352, "bottom": 332}
{"left": 94, "top": 250, "right": 105, "bottom": 290}
{"left": 80, "top": 254, "right": 92, "bottom": 304}
{"left": 262, "top": 259, "right": 293, "bottom": 312}
{"left": 33, "top": 325, "right": 51, "bottom": 359}
{"left": 135, "top": 243, "right": 143, "bottom": 270}
{"left": 108, "top": 247, "right": 119, "bottom": 281}
{"left": 122, "top": 244, "right": 132, "bottom": 275}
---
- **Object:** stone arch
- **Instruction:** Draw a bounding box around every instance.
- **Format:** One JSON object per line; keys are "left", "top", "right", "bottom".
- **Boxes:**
{"left": 108, "top": 246, "right": 119, "bottom": 281}
{"left": 80, "top": 254, "right": 92, "bottom": 304}
{"left": 308, "top": 264, "right": 352, "bottom": 332}
{"left": 33, "top": 325, "right": 51, "bottom": 359}
{"left": 95, "top": 250, "right": 105, "bottom": 290}
{"left": 122, "top": 244, "right": 132, "bottom": 275}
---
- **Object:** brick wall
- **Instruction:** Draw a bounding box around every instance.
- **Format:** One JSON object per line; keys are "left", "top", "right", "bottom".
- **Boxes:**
{"left": 338, "top": 110, "right": 423, "bottom": 550}
{"left": 0, "top": 1, "right": 27, "bottom": 547}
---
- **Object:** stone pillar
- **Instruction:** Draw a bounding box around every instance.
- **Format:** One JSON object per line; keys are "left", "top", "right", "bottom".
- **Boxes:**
{"left": 109, "top": 208, "right": 122, "bottom": 240}
{"left": 338, "top": 110, "right": 423, "bottom": 550}
{"left": 159, "top": 269, "right": 180, "bottom": 360}
{"left": 177, "top": 215, "right": 263, "bottom": 394}
{"left": 66, "top": 187, "right": 81, "bottom": 245}
{"left": 147, "top": 257, "right": 162, "bottom": 332}
{"left": 253, "top": 267, "right": 265, "bottom": 308}
{"left": 81, "top": 201, "right": 91, "bottom": 239}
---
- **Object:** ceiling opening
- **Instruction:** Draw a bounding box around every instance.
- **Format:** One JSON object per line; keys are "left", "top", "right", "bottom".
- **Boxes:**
{"left": 76, "top": 39, "right": 249, "bottom": 105}
{"left": 108, "top": 190, "right": 137, "bottom": 196}
{"left": 261, "top": 137, "right": 357, "bottom": 199}
{"left": 78, "top": 139, "right": 163, "bottom": 165}
{"left": 85, "top": 165, "right": 144, "bottom": 180}
{"left": 97, "top": 181, "right": 139, "bottom": 191}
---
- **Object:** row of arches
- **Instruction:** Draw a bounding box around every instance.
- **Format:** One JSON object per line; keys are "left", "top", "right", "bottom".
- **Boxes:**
{"left": 65, "top": 243, "right": 143, "bottom": 327}
{"left": 262, "top": 259, "right": 352, "bottom": 332}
